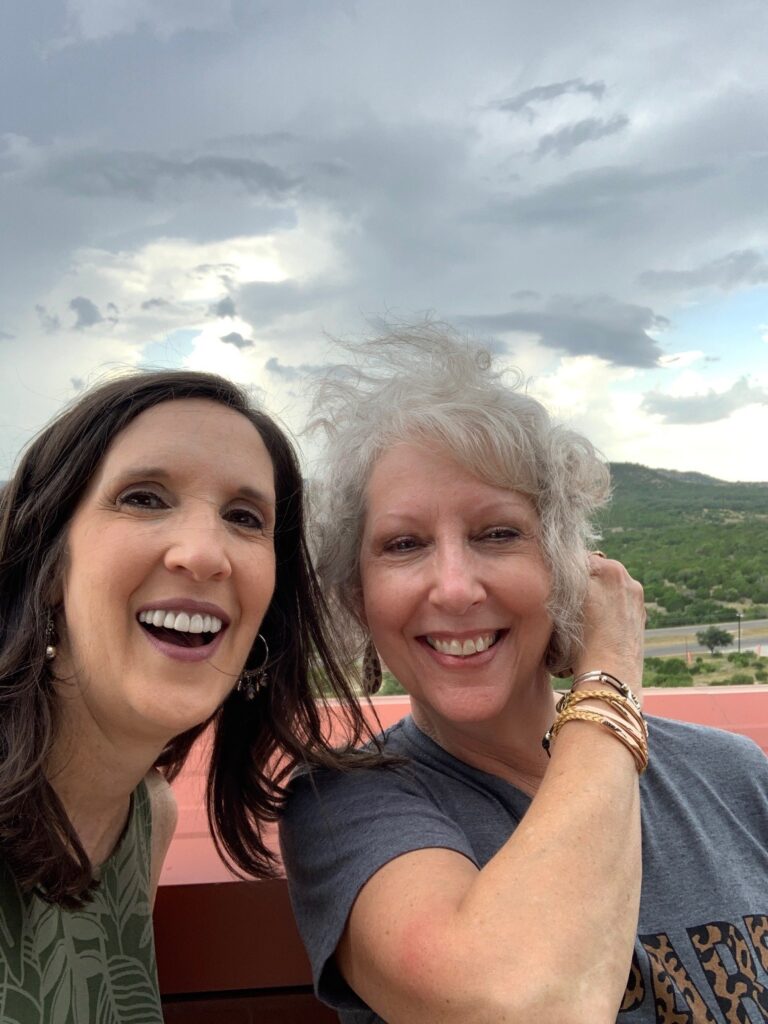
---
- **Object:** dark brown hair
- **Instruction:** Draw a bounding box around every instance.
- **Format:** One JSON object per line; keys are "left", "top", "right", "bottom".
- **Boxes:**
{"left": 0, "top": 369, "right": 376, "bottom": 907}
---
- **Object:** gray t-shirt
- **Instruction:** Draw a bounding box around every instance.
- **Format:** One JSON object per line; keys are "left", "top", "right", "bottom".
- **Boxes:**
{"left": 280, "top": 714, "right": 768, "bottom": 1024}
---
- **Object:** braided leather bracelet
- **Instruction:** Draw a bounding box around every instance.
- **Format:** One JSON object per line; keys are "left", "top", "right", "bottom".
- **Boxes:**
{"left": 543, "top": 673, "right": 648, "bottom": 773}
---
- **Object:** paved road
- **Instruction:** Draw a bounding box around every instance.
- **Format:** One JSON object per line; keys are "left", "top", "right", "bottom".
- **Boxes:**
{"left": 645, "top": 618, "right": 768, "bottom": 657}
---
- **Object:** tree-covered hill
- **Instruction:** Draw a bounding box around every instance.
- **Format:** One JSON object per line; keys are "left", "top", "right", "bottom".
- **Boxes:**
{"left": 599, "top": 463, "right": 768, "bottom": 627}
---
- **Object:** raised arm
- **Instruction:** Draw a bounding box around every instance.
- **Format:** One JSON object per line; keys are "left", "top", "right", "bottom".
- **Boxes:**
{"left": 337, "top": 557, "right": 645, "bottom": 1024}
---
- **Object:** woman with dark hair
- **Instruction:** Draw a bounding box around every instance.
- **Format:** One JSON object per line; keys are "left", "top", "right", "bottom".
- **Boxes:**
{"left": 281, "top": 325, "right": 768, "bottom": 1024}
{"left": 0, "top": 369, "right": 371, "bottom": 1023}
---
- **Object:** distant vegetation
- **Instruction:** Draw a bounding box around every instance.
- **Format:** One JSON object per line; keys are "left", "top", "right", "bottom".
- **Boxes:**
{"left": 378, "top": 650, "right": 768, "bottom": 695}
{"left": 598, "top": 463, "right": 768, "bottom": 629}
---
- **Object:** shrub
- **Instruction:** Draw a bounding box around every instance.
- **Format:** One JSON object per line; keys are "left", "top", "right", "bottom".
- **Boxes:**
{"left": 730, "top": 672, "right": 755, "bottom": 685}
{"left": 644, "top": 657, "right": 664, "bottom": 671}
{"left": 656, "top": 676, "right": 694, "bottom": 688}
{"left": 727, "top": 652, "right": 754, "bottom": 666}
{"left": 710, "top": 673, "right": 754, "bottom": 686}
{"left": 755, "top": 669, "right": 767, "bottom": 682}
{"left": 663, "top": 658, "right": 691, "bottom": 676}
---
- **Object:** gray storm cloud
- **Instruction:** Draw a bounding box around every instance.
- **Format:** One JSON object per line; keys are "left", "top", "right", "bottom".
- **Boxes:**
{"left": 461, "top": 297, "right": 665, "bottom": 368}
{"left": 535, "top": 115, "right": 630, "bottom": 159}
{"left": 642, "top": 378, "right": 768, "bottom": 424}
{"left": 2, "top": 0, "right": 768, "bottom": 480}
{"left": 210, "top": 296, "right": 237, "bottom": 318}
{"left": 638, "top": 250, "right": 768, "bottom": 292}
{"left": 220, "top": 332, "right": 253, "bottom": 349}
{"left": 491, "top": 78, "right": 606, "bottom": 119}
{"left": 70, "top": 296, "right": 105, "bottom": 329}
{"left": 39, "top": 150, "right": 300, "bottom": 202}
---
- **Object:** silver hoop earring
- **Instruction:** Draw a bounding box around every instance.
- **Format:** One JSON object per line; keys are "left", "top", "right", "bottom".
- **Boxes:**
{"left": 236, "top": 634, "right": 270, "bottom": 701}
{"left": 45, "top": 613, "right": 57, "bottom": 662}
{"left": 362, "top": 638, "right": 382, "bottom": 695}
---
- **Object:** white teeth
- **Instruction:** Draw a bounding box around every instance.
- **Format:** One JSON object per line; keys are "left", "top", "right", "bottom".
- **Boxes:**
{"left": 139, "top": 610, "right": 224, "bottom": 633}
{"left": 426, "top": 632, "right": 498, "bottom": 657}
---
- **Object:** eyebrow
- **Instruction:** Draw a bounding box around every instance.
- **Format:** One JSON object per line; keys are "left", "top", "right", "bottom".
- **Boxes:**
{"left": 111, "top": 466, "right": 276, "bottom": 507}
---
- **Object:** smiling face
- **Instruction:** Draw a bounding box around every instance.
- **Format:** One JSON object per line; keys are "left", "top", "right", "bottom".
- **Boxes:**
{"left": 57, "top": 398, "right": 277, "bottom": 746}
{"left": 360, "top": 442, "right": 553, "bottom": 733}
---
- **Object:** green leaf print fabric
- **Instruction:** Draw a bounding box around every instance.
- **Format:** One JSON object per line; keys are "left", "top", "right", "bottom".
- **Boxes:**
{"left": 0, "top": 780, "right": 163, "bottom": 1023}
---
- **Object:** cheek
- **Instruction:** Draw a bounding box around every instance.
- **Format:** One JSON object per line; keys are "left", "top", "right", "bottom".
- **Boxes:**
{"left": 246, "top": 551, "right": 277, "bottom": 614}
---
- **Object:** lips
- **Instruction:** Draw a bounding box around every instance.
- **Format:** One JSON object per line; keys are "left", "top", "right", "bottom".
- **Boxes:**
{"left": 419, "top": 629, "right": 505, "bottom": 662}
{"left": 425, "top": 631, "right": 500, "bottom": 657}
{"left": 136, "top": 599, "right": 230, "bottom": 660}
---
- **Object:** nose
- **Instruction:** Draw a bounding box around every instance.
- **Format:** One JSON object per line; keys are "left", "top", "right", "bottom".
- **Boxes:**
{"left": 163, "top": 504, "right": 232, "bottom": 582}
{"left": 428, "top": 542, "right": 486, "bottom": 615}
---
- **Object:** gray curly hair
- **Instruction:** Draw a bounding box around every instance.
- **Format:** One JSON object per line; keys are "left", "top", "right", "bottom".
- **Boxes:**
{"left": 307, "top": 322, "right": 611, "bottom": 674}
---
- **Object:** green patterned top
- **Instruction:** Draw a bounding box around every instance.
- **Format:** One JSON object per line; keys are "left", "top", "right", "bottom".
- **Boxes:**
{"left": 0, "top": 780, "right": 162, "bottom": 1024}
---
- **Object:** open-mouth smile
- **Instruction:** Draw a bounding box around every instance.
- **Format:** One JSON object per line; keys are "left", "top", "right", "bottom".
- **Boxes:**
{"left": 138, "top": 608, "right": 225, "bottom": 649}
{"left": 423, "top": 630, "right": 503, "bottom": 658}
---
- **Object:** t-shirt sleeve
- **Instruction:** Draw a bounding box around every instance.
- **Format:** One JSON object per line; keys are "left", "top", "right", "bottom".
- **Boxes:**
{"left": 279, "top": 763, "right": 478, "bottom": 1010}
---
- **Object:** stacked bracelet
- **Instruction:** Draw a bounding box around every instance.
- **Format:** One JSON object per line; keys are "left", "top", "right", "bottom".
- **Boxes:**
{"left": 569, "top": 669, "right": 641, "bottom": 713}
{"left": 543, "top": 672, "right": 648, "bottom": 774}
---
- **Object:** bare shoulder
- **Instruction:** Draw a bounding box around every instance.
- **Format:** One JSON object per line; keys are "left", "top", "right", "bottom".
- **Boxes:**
{"left": 144, "top": 769, "right": 178, "bottom": 903}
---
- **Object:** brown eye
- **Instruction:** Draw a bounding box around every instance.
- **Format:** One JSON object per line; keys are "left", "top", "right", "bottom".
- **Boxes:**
{"left": 384, "top": 536, "right": 420, "bottom": 553}
{"left": 481, "top": 527, "right": 521, "bottom": 541}
{"left": 118, "top": 489, "right": 167, "bottom": 510}
{"left": 224, "top": 507, "right": 265, "bottom": 530}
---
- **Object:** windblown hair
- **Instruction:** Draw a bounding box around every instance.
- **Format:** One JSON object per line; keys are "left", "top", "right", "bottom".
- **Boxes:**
{"left": 308, "top": 322, "right": 611, "bottom": 674}
{"left": 0, "top": 369, "right": 376, "bottom": 908}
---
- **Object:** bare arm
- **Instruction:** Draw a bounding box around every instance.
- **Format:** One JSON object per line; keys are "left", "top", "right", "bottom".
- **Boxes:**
{"left": 338, "top": 558, "right": 645, "bottom": 1024}
{"left": 145, "top": 769, "right": 178, "bottom": 907}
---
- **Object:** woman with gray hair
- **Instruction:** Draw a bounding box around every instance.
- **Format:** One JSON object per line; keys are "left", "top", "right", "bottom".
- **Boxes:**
{"left": 280, "top": 325, "right": 768, "bottom": 1024}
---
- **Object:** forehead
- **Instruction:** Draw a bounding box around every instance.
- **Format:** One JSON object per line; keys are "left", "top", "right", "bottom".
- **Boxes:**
{"left": 365, "top": 442, "right": 537, "bottom": 521}
{"left": 95, "top": 398, "right": 275, "bottom": 493}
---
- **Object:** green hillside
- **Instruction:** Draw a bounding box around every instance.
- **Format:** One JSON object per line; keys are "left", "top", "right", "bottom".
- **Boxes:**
{"left": 599, "top": 463, "right": 768, "bottom": 627}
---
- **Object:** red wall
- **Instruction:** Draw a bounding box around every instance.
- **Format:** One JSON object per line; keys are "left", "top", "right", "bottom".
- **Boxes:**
{"left": 156, "top": 687, "right": 768, "bottom": 1011}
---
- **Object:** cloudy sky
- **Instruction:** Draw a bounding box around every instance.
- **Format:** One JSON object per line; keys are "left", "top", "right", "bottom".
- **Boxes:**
{"left": 2, "top": 0, "right": 767, "bottom": 481}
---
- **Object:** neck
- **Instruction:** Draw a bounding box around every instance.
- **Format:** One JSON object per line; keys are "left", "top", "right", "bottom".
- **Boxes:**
{"left": 47, "top": 699, "right": 166, "bottom": 868}
{"left": 410, "top": 676, "right": 559, "bottom": 796}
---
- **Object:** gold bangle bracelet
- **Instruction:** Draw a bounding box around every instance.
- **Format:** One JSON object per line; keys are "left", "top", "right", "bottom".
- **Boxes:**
{"left": 556, "top": 689, "right": 648, "bottom": 738}
{"left": 543, "top": 708, "right": 649, "bottom": 773}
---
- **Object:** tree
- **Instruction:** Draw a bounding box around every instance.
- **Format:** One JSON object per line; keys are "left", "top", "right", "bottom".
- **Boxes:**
{"left": 695, "top": 626, "right": 734, "bottom": 655}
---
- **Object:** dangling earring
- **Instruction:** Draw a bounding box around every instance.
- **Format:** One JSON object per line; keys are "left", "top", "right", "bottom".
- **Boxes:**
{"left": 362, "top": 638, "right": 382, "bottom": 695}
{"left": 236, "top": 634, "right": 270, "bottom": 701}
{"left": 45, "top": 613, "right": 57, "bottom": 662}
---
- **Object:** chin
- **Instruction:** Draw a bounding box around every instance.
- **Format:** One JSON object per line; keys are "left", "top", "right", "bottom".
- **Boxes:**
{"left": 133, "top": 694, "right": 224, "bottom": 743}
{"left": 427, "top": 685, "right": 512, "bottom": 726}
